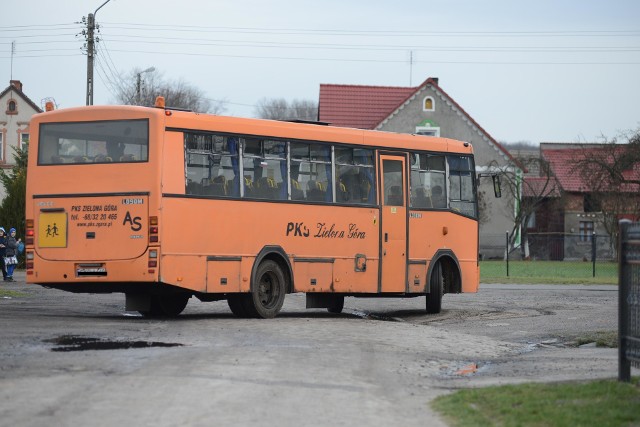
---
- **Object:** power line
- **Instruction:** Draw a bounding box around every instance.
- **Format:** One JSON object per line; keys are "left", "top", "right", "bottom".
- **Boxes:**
{"left": 97, "top": 36, "right": 640, "bottom": 53}
{"left": 0, "top": 23, "right": 80, "bottom": 29}
{"left": 99, "top": 22, "right": 640, "bottom": 37}
{"left": 90, "top": 48, "right": 640, "bottom": 65}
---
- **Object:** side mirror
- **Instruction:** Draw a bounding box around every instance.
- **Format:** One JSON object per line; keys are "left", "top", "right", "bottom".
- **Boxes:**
{"left": 492, "top": 175, "right": 502, "bottom": 198}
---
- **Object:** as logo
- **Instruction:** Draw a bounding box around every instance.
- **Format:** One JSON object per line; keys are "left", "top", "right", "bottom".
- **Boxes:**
{"left": 123, "top": 211, "right": 142, "bottom": 231}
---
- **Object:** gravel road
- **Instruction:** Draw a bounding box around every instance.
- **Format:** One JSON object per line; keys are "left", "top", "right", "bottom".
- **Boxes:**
{"left": 0, "top": 273, "right": 626, "bottom": 427}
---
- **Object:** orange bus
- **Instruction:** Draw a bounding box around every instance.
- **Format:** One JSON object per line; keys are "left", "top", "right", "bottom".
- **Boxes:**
{"left": 25, "top": 98, "right": 480, "bottom": 318}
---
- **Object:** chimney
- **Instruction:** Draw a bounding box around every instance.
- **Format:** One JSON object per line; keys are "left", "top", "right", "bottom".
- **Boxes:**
{"left": 430, "top": 77, "right": 439, "bottom": 85}
{"left": 10, "top": 80, "right": 23, "bottom": 92}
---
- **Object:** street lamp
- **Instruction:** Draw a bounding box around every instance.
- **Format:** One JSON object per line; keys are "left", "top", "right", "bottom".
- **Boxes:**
{"left": 136, "top": 67, "right": 156, "bottom": 105}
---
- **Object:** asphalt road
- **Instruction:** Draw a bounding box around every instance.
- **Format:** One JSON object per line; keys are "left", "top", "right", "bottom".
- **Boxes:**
{"left": 0, "top": 273, "right": 625, "bottom": 427}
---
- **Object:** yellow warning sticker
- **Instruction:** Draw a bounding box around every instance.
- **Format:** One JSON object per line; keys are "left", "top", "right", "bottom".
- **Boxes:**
{"left": 39, "top": 212, "right": 67, "bottom": 247}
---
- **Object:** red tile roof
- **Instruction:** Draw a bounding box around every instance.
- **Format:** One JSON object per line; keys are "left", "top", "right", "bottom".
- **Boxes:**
{"left": 542, "top": 145, "right": 640, "bottom": 193}
{"left": 319, "top": 84, "right": 416, "bottom": 129}
{"left": 318, "top": 77, "right": 519, "bottom": 167}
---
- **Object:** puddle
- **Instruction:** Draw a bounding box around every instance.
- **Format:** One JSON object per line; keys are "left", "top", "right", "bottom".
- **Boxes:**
{"left": 44, "top": 335, "right": 183, "bottom": 352}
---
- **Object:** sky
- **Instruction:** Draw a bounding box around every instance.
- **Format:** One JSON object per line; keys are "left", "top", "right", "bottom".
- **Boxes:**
{"left": 2, "top": 0, "right": 639, "bottom": 144}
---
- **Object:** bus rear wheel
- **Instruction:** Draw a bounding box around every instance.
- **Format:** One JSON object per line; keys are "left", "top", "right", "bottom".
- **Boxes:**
{"left": 327, "top": 295, "right": 344, "bottom": 314}
{"left": 247, "top": 260, "right": 286, "bottom": 319}
{"left": 426, "top": 262, "right": 443, "bottom": 314}
{"left": 140, "top": 294, "right": 190, "bottom": 317}
{"left": 227, "top": 295, "right": 251, "bottom": 318}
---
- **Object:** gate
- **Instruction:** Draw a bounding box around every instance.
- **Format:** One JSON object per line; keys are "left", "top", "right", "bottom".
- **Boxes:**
{"left": 619, "top": 221, "right": 640, "bottom": 381}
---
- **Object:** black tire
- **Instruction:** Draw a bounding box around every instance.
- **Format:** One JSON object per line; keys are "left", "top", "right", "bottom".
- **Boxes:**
{"left": 140, "top": 294, "right": 190, "bottom": 317}
{"left": 227, "top": 295, "right": 250, "bottom": 317}
{"left": 327, "top": 295, "right": 344, "bottom": 314}
{"left": 426, "top": 262, "right": 443, "bottom": 314}
{"left": 247, "top": 260, "right": 286, "bottom": 319}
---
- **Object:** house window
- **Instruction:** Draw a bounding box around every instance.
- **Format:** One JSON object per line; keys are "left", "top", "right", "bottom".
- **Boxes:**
{"left": 6, "top": 100, "right": 17, "bottom": 115}
{"left": 526, "top": 212, "right": 536, "bottom": 229}
{"left": 584, "top": 194, "right": 601, "bottom": 212}
{"left": 415, "top": 126, "right": 440, "bottom": 137}
{"left": 579, "top": 221, "right": 594, "bottom": 242}
{"left": 19, "top": 133, "right": 29, "bottom": 149}
{"left": 423, "top": 96, "right": 435, "bottom": 112}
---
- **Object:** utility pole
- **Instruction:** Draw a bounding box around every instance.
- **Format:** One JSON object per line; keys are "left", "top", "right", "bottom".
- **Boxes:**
{"left": 136, "top": 67, "right": 155, "bottom": 105}
{"left": 85, "top": 0, "right": 112, "bottom": 106}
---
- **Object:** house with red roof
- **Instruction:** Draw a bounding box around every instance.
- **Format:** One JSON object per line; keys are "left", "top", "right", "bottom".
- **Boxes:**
{"left": 523, "top": 143, "right": 640, "bottom": 260}
{"left": 319, "top": 77, "right": 520, "bottom": 257}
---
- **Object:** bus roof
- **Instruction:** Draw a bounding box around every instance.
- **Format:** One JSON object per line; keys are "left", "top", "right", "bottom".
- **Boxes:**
{"left": 33, "top": 104, "right": 474, "bottom": 155}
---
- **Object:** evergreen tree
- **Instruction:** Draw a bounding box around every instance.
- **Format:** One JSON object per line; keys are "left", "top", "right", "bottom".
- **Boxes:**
{"left": 0, "top": 146, "right": 28, "bottom": 240}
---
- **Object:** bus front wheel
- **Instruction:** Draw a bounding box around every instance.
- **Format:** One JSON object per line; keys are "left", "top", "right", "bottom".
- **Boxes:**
{"left": 248, "top": 260, "right": 286, "bottom": 319}
{"left": 426, "top": 262, "right": 443, "bottom": 314}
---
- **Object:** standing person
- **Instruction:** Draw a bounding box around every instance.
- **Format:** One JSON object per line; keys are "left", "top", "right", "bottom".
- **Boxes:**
{"left": 4, "top": 228, "right": 20, "bottom": 281}
{"left": 0, "top": 228, "right": 7, "bottom": 281}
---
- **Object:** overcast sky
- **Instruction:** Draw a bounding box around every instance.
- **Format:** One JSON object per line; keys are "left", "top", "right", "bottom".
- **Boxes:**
{"left": 2, "top": 0, "right": 638, "bottom": 144}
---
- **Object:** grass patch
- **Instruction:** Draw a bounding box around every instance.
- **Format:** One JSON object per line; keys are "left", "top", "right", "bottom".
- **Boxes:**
{"left": 432, "top": 379, "right": 640, "bottom": 427}
{"left": 570, "top": 330, "right": 618, "bottom": 348}
{"left": 480, "top": 260, "right": 618, "bottom": 284}
{"left": 0, "top": 289, "right": 27, "bottom": 298}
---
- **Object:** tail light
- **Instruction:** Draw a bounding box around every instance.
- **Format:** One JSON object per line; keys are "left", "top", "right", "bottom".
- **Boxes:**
{"left": 25, "top": 219, "right": 34, "bottom": 245}
{"left": 25, "top": 220, "right": 35, "bottom": 275}
{"left": 149, "top": 216, "right": 158, "bottom": 243}
{"left": 148, "top": 249, "right": 158, "bottom": 274}
{"left": 148, "top": 249, "right": 158, "bottom": 268}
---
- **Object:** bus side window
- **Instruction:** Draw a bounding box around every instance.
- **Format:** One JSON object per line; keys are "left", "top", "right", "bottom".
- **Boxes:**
{"left": 335, "top": 147, "right": 375, "bottom": 205}
{"left": 410, "top": 153, "right": 446, "bottom": 209}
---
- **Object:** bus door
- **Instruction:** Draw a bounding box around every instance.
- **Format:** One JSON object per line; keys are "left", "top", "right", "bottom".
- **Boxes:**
{"left": 380, "top": 154, "right": 408, "bottom": 293}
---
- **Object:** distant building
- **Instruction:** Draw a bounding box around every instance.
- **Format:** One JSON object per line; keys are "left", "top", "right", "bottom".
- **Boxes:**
{"left": 319, "top": 77, "right": 521, "bottom": 257}
{"left": 0, "top": 81, "right": 41, "bottom": 159}
{"left": 523, "top": 143, "right": 640, "bottom": 260}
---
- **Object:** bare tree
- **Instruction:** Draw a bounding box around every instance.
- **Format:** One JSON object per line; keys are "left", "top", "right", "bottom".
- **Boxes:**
{"left": 113, "top": 68, "right": 226, "bottom": 114}
{"left": 490, "top": 156, "right": 560, "bottom": 259}
{"left": 573, "top": 127, "right": 640, "bottom": 253}
{"left": 255, "top": 98, "right": 318, "bottom": 121}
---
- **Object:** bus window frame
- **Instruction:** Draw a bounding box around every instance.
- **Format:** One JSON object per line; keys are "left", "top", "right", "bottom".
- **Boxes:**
{"left": 37, "top": 118, "right": 150, "bottom": 166}
{"left": 409, "top": 151, "right": 448, "bottom": 210}
{"left": 182, "top": 129, "right": 379, "bottom": 208}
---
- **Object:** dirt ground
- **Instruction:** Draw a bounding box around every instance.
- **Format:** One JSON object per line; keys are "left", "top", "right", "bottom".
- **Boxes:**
{"left": 0, "top": 273, "right": 627, "bottom": 427}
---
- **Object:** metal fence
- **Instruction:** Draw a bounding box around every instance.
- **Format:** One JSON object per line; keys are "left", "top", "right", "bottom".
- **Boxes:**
{"left": 619, "top": 222, "right": 640, "bottom": 381}
{"left": 480, "top": 232, "right": 616, "bottom": 278}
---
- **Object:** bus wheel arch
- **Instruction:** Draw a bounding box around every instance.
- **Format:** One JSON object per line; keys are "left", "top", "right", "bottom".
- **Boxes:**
{"left": 245, "top": 246, "right": 293, "bottom": 319}
{"left": 426, "top": 250, "right": 462, "bottom": 314}
{"left": 252, "top": 246, "right": 294, "bottom": 294}
{"left": 427, "top": 250, "right": 462, "bottom": 295}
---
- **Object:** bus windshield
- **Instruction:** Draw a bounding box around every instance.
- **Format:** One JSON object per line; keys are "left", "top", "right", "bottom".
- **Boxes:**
{"left": 38, "top": 119, "right": 149, "bottom": 165}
